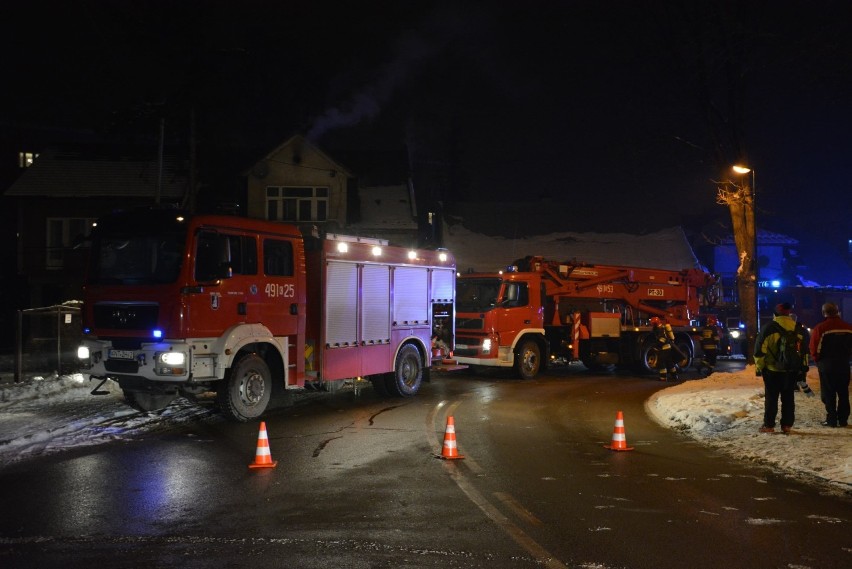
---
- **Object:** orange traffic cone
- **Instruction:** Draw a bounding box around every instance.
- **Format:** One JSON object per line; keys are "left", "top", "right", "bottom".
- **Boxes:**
{"left": 436, "top": 416, "right": 465, "bottom": 460}
{"left": 604, "top": 411, "right": 634, "bottom": 452}
{"left": 249, "top": 421, "right": 278, "bottom": 469}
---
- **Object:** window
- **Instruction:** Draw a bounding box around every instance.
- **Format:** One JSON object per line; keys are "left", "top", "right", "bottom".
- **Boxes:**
{"left": 194, "top": 232, "right": 257, "bottom": 281}
{"left": 264, "top": 239, "right": 294, "bottom": 276}
{"left": 46, "top": 217, "right": 95, "bottom": 269}
{"left": 224, "top": 234, "right": 258, "bottom": 275}
{"left": 503, "top": 283, "right": 529, "bottom": 307}
{"left": 18, "top": 151, "right": 38, "bottom": 168}
{"left": 266, "top": 186, "right": 328, "bottom": 222}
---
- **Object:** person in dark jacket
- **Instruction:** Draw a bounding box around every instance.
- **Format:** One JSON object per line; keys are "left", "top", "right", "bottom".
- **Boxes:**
{"left": 754, "top": 302, "right": 809, "bottom": 434}
{"left": 651, "top": 316, "right": 678, "bottom": 381}
{"left": 698, "top": 315, "right": 721, "bottom": 376}
{"left": 809, "top": 302, "right": 852, "bottom": 427}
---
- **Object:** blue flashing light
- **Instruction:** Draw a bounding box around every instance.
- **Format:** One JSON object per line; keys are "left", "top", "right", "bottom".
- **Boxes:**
{"left": 153, "top": 329, "right": 163, "bottom": 339}
{"left": 83, "top": 327, "right": 91, "bottom": 335}
{"left": 770, "top": 279, "right": 781, "bottom": 288}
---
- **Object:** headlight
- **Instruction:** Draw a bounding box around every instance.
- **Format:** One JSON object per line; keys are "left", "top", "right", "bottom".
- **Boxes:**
{"left": 77, "top": 346, "right": 90, "bottom": 360}
{"left": 729, "top": 330, "right": 741, "bottom": 339}
{"left": 482, "top": 338, "right": 492, "bottom": 354}
{"left": 159, "top": 352, "right": 186, "bottom": 366}
{"left": 155, "top": 351, "right": 187, "bottom": 376}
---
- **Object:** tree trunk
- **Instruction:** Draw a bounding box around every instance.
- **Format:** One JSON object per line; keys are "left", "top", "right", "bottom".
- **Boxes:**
{"left": 729, "top": 185, "right": 758, "bottom": 363}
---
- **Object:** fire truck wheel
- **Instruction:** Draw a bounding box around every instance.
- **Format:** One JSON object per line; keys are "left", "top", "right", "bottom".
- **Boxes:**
{"left": 673, "top": 340, "right": 693, "bottom": 370}
{"left": 638, "top": 342, "right": 658, "bottom": 374}
{"left": 217, "top": 353, "right": 272, "bottom": 422}
{"left": 386, "top": 344, "right": 423, "bottom": 397}
{"left": 514, "top": 339, "right": 541, "bottom": 379}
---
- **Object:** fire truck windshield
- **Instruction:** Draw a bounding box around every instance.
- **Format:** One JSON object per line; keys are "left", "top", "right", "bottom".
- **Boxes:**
{"left": 457, "top": 278, "right": 503, "bottom": 312}
{"left": 89, "top": 229, "right": 186, "bottom": 285}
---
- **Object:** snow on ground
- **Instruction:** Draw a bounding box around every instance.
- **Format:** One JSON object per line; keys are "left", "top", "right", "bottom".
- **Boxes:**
{"left": 0, "top": 368, "right": 850, "bottom": 493}
{"left": 0, "top": 374, "right": 218, "bottom": 467}
{"left": 646, "top": 366, "right": 851, "bottom": 492}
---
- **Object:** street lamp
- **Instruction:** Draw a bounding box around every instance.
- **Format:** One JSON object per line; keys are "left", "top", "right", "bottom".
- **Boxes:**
{"left": 732, "top": 164, "right": 759, "bottom": 344}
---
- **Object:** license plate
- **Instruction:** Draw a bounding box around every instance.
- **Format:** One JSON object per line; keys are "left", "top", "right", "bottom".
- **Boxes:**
{"left": 109, "top": 349, "right": 135, "bottom": 360}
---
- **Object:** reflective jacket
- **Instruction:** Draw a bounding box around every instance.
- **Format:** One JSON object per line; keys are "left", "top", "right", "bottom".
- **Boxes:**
{"left": 699, "top": 325, "right": 720, "bottom": 351}
{"left": 754, "top": 315, "right": 809, "bottom": 373}
{"left": 654, "top": 323, "right": 674, "bottom": 350}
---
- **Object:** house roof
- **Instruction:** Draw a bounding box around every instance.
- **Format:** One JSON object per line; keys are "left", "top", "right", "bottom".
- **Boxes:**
{"left": 253, "top": 135, "right": 353, "bottom": 178}
{"left": 348, "top": 184, "right": 417, "bottom": 231}
{"left": 4, "top": 151, "right": 187, "bottom": 199}
{"left": 444, "top": 222, "right": 704, "bottom": 274}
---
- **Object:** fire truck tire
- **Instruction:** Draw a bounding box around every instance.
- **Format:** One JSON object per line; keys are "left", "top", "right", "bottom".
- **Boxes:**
{"left": 217, "top": 354, "right": 272, "bottom": 422}
{"left": 385, "top": 344, "right": 423, "bottom": 397}
{"left": 673, "top": 339, "right": 693, "bottom": 370}
{"left": 638, "top": 342, "right": 658, "bottom": 374}
{"left": 514, "top": 339, "right": 541, "bottom": 379}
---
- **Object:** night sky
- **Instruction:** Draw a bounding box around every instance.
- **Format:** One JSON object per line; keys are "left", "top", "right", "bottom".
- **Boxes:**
{"left": 3, "top": 1, "right": 851, "bottom": 278}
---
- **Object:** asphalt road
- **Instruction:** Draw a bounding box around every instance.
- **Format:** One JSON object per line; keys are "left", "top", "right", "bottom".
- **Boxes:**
{"left": 1, "top": 362, "right": 850, "bottom": 569}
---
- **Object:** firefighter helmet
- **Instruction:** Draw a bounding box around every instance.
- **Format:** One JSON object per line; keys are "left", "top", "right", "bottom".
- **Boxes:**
{"left": 706, "top": 315, "right": 718, "bottom": 326}
{"left": 649, "top": 317, "right": 663, "bottom": 326}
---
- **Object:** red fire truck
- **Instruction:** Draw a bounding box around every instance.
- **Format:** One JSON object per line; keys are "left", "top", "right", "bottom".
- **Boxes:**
{"left": 454, "top": 256, "right": 719, "bottom": 377}
{"left": 77, "top": 209, "right": 460, "bottom": 421}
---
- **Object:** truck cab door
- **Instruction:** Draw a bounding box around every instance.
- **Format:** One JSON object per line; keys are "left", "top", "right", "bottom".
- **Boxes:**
{"left": 188, "top": 230, "right": 259, "bottom": 338}
{"left": 256, "top": 237, "right": 300, "bottom": 337}
{"left": 495, "top": 281, "right": 540, "bottom": 340}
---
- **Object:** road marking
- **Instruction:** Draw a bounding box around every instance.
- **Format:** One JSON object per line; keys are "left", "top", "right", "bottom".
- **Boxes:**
{"left": 493, "top": 492, "right": 544, "bottom": 526}
{"left": 428, "top": 401, "right": 568, "bottom": 569}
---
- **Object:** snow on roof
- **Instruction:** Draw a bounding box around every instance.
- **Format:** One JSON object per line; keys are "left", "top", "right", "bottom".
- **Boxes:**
{"left": 348, "top": 185, "right": 417, "bottom": 230}
{"left": 445, "top": 222, "right": 703, "bottom": 273}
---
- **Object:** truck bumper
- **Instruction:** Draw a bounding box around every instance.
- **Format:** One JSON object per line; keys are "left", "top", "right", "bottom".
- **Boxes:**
{"left": 78, "top": 338, "right": 194, "bottom": 383}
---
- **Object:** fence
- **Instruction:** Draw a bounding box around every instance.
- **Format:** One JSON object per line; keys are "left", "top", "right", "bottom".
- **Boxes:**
{"left": 13, "top": 302, "right": 84, "bottom": 381}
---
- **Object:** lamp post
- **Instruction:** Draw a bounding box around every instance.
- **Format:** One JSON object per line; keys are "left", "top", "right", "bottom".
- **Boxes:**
{"left": 732, "top": 164, "right": 759, "bottom": 353}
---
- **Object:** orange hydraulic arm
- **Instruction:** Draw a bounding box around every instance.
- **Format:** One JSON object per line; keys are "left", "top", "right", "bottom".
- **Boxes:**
{"left": 515, "top": 256, "right": 717, "bottom": 326}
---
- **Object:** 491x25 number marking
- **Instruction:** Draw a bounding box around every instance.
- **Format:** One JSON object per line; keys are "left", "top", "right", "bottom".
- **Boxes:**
{"left": 265, "top": 283, "right": 295, "bottom": 298}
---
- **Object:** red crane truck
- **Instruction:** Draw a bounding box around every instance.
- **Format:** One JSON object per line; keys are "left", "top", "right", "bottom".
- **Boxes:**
{"left": 454, "top": 256, "right": 719, "bottom": 378}
{"left": 77, "top": 208, "right": 460, "bottom": 421}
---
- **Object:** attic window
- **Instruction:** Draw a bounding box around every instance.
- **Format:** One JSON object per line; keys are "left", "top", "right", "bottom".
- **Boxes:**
{"left": 18, "top": 152, "right": 38, "bottom": 168}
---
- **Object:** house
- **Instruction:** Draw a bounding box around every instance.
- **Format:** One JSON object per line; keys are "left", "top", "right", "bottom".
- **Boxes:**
{"left": 244, "top": 135, "right": 354, "bottom": 236}
{"left": 713, "top": 229, "right": 803, "bottom": 291}
{"left": 3, "top": 150, "right": 187, "bottom": 307}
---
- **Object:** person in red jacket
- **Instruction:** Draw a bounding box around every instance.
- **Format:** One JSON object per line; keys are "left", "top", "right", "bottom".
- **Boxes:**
{"left": 809, "top": 302, "right": 852, "bottom": 427}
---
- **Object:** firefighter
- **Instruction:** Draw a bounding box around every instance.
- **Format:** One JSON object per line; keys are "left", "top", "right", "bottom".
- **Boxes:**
{"left": 651, "top": 316, "right": 678, "bottom": 381}
{"left": 698, "top": 315, "right": 721, "bottom": 376}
